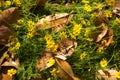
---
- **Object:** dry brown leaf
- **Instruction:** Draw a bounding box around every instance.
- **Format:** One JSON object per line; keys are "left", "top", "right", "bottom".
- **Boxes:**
{"left": 0, "top": 7, "right": 20, "bottom": 27}
{"left": 91, "top": 24, "right": 108, "bottom": 42}
{"left": 55, "top": 58, "right": 80, "bottom": 80}
{"left": 0, "top": 7, "right": 20, "bottom": 45}
{"left": 98, "top": 28, "right": 113, "bottom": 50}
{"left": 93, "top": 10, "right": 109, "bottom": 26}
{"left": 1, "top": 73, "right": 13, "bottom": 80}
{"left": 0, "top": 25, "right": 11, "bottom": 45}
{"left": 0, "top": 51, "right": 8, "bottom": 66}
{"left": 36, "top": 13, "right": 73, "bottom": 32}
{"left": 54, "top": 39, "right": 77, "bottom": 60}
{"left": 112, "top": 0, "right": 120, "bottom": 17}
{"left": 97, "top": 69, "right": 120, "bottom": 80}
{"left": 36, "top": 51, "right": 53, "bottom": 71}
{"left": 1, "top": 57, "right": 20, "bottom": 69}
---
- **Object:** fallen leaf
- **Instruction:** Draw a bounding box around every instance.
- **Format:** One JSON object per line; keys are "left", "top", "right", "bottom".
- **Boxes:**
{"left": 36, "top": 51, "right": 53, "bottom": 71}
{"left": 97, "top": 69, "right": 119, "bottom": 80}
{"left": 112, "top": 0, "right": 120, "bottom": 17}
{"left": 54, "top": 39, "right": 77, "bottom": 60}
{"left": 55, "top": 58, "right": 80, "bottom": 80}
{"left": 1, "top": 58, "right": 20, "bottom": 69}
{"left": 0, "top": 7, "right": 20, "bottom": 45}
{"left": 98, "top": 28, "right": 113, "bottom": 50}
{"left": 36, "top": 13, "right": 73, "bottom": 32}
{"left": 0, "top": 7, "right": 20, "bottom": 28}
{"left": 93, "top": 10, "right": 109, "bottom": 26}
{"left": 0, "top": 51, "right": 8, "bottom": 66}
{"left": 90, "top": 24, "right": 108, "bottom": 42}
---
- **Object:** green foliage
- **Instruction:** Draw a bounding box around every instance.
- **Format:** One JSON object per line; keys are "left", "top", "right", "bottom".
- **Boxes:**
{"left": 1, "top": 0, "right": 120, "bottom": 80}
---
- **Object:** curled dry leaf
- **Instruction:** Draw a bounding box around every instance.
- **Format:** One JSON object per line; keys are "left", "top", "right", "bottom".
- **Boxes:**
{"left": 91, "top": 24, "right": 108, "bottom": 42}
{"left": 97, "top": 69, "right": 119, "bottom": 80}
{"left": 0, "top": 7, "right": 20, "bottom": 27}
{"left": 98, "top": 28, "right": 113, "bottom": 50}
{"left": 55, "top": 58, "right": 80, "bottom": 80}
{"left": 55, "top": 39, "right": 77, "bottom": 60}
{"left": 112, "top": 0, "right": 120, "bottom": 17}
{"left": 0, "top": 51, "right": 8, "bottom": 66}
{"left": 36, "top": 51, "right": 53, "bottom": 71}
{"left": 0, "top": 7, "right": 20, "bottom": 45}
{"left": 1, "top": 55, "right": 20, "bottom": 69}
{"left": 36, "top": 13, "right": 73, "bottom": 32}
{"left": 93, "top": 10, "right": 109, "bottom": 26}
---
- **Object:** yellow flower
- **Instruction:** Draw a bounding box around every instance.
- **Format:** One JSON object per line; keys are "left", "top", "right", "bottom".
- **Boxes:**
{"left": 45, "top": 34, "right": 53, "bottom": 41}
{"left": 14, "top": 0, "right": 21, "bottom": 7}
{"left": 15, "top": 25, "right": 20, "bottom": 30}
{"left": 46, "top": 40, "right": 58, "bottom": 52}
{"left": 73, "top": 24, "right": 82, "bottom": 35}
{"left": 84, "top": 29, "right": 90, "bottom": 37}
{"left": 50, "top": 68, "right": 59, "bottom": 77}
{"left": 7, "top": 68, "right": 16, "bottom": 76}
{"left": 15, "top": 42, "right": 20, "bottom": 50}
{"left": 82, "top": 0, "right": 89, "bottom": 4}
{"left": 17, "top": 19, "right": 23, "bottom": 24}
{"left": 116, "top": 18, "right": 120, "bottom": 24}
{"left": 96, "top": 47, "right": 103, "bottom": 53}
{"left": 27, "top": 20, "right": 35, "bottom": 27}
{"left": 84, "top": 4, "right": 92, "bottom": 12}
{"left": 4, "top": 1, "right": 11, "bottom": 7}
{"left": 80, "top": 18, "right": 86, "bottom": 25}
{"left": 100, "top": 59, "right": 108, "bottom": 67}
{"left": 70, "top": 23, "right": 82, "bottom": 39}
{"left": 105, "top": 10, "right": 112, "bottom": 18}
{"left": 116, "top": 71, "right": 120, "bottom": 79}
{"left": 87, "top": 21, "right": 91, "bottom": 26}
{"left": 105, "top": 0, "right": 114, "bottom": 6}
{"left": 70, "top": 32, "right": 76, "bottom": 39}
{"left": 27, "top": 32, "right": 33, "bottom": 39}
{"left": 101, "top": 39, "right": 107, "bottom": 45}
{"left": 27, "top": 26, "right": 35, "bottom": 32}
{"left": 60, "top": 32, "right": 67, "bottom": 39}
{"left": 80, "top": 52, "right": 87, "bottom": 60}
{"left": 86, "top": 38, "right": 92, "bottom": 41}
{"left": 47, "top": 58, "right": 55, "bottom": 68}
{"left": 94, "top": 3, "right": 104, "bottom": 10}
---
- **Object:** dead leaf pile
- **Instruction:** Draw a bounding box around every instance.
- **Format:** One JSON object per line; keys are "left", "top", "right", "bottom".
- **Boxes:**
{"left": 0, "top": 7, "right": 20, "bottom": 80}
{"left": 36, "top": 13, "right": 73, "bottom": 32}
{"left": 91, "top": 10, "right": 114, "bottom": 50}
{"left": 0, "top": 51, "right": 20, "bottom": 80}
{"left": 55, "top": 58, "right": 80, "bottom": 80}
{"left": 36, "top": 38, "right": 80, "bottom": 80}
